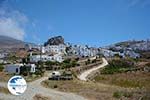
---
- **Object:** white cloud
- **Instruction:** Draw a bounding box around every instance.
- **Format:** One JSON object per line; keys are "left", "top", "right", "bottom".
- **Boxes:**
{"left": 0, "top": 17, "right": 25, "bottom": 40}
{"left": 128, "top": 0, "right": 141, "bottom": 7}
{"left": 0, "top": 3, "right": 28, "bottom": 40}
{"left": 127, "top": 0, "right": 150, "bottom": 8}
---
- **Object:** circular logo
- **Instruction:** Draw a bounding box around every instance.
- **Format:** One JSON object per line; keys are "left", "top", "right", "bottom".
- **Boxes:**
{"left": 7, "top": 76, "right": 27, "bottom": 95}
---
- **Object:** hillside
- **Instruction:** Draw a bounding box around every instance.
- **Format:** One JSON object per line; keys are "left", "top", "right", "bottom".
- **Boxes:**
{"left": 107, "top": 39, "right": 150, "bottom": 52}
{"left": 0, "top": 35, "right": 26, "bottom": 49}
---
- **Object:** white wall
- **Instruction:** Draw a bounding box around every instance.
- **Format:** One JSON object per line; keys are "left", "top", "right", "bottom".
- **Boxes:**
{"left": 5, "top": 65, "right": 21, "bottom": 74}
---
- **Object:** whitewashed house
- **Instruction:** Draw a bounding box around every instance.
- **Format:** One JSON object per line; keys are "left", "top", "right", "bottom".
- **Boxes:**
{"left": 5, "top": 64, "right": 37, "bottom": 74}
{"left": 0, "top": 53, "right": 7, "bottom": 59}
{"left": 124, "top": 50, "right": 140, "bottom": 58}
{"left": 30, "top": 54, "right": 63, "bottom": 63}
{"left": 5, "top": 64, "right": 23, "bottom": 74}
{"left": 70, "top": 45, "right": 98, "bottom": 57}
{"left": 100, "top": 48, "right": 125, "bottom": 58}
{"left": 45, "top": 44, "right": 66, "bottom": 54}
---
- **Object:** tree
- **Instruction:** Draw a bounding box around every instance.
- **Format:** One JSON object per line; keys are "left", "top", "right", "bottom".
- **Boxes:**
{"left": 22, "top": 58, "right": 27, "bottom": 64}
{"left": 20, "top": 66, "right": 30, "bottom": 76}
{"left": 75, "top": 57, "right": 79, "bottom": 61}
{"left": 71, "top": 60, "right": 77, "bottom": 67}
{"left": 92, "top": 59, "right": 97, "bottom": 63}
{"left": 0, "top": 64, "right": 4, "bottom": 72}
{"left": 63, "top": 58, "right": 71, "bottom": 63}
{"left": 85, "top": 59, "right": 91, "bottom": 65}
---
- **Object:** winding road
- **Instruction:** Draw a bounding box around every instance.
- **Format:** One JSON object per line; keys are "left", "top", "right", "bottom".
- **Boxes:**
{"left": 0, "top": 57, "right": 108, "bottom": 100}
{"left": 78, "top": 58, "right": 108, "bottom": 81}
{"left": 0, "top": 76, "right": 87, "bottom": 100}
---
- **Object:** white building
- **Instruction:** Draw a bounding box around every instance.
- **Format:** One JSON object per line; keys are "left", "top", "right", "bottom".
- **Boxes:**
{"left": 5, "top": 64, "right": 23, "bottom": 74}
{"left": 45, "top": 44, "right": 66, "bottom": 54}
{"left": 69, "top": 45, "right": 98, "bottom": 57}
{"left": 30, "top": 54, "right": 63, "bottom": 63}
{"left": 0, "top": 53, "right": 7, "bottom": 59}
{"left": 124, "top": 50, "right": 140, "bottom": 58}
{"left": 100, "top": 48, "right": 125, "bottom": 58}
{"left": 5, "top": 64, "right": 36, "bottom": 74}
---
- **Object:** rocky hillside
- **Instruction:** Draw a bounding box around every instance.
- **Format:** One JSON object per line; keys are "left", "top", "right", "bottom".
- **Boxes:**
{"left": 44, "top": 36, "right": 65, "bottom": 46}
{"left": 0, "top": 35, "right": 25, "bottom": 49}
{"left": 107, "top": 39, "right": 150, "bottom": 52}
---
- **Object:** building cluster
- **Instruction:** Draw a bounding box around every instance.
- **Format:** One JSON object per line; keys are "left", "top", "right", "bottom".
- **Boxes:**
{"left": 29, "top": 44, "right": 66, "bottom": 63}
{"left": 44, "top": 44, "right": 66, "bottom": 54}
{"left": 130, "top": 40, "right": 150, "bottom": 51}
{"left": 66, "top": 44, "right": 99, "bottom": 57}
{"left": 30, "top": 54, "right": 63, "bottom": 63}
{"left": 1, "top": 37, "right": 150, "bottom": 75}
{"left": 99, "top": 40, "right": 150, "bottom": 58}
{"left": 0, "top": 52, "right": 8, "bottom": 63}
{"left": 100, "top": 48, "right": 140, "bottom": 58}
{"left": 29, "top": 43, "right": 99, "bottom": 63}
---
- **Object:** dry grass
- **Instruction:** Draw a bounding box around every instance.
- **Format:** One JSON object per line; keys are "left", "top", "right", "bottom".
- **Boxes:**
{"left": 0, "top": 86, "right": 9, "bottom": 94}
{"left": 0, "top": 72, "right": 41, "bottom": 82}
{"left": 33, "top": 94, "right": 51, "bottom": 100}
{"left": 42, "top": 80, "right": 113, "bottom": 100}
{"left": 42, "top": 79, "right": 147, "bottom": 100}
{"left": 94, "top": 71, "right": 150, "bottom": 89}
{"left": 0, "top": 72, "right": 12, "bottom": 82}
{"left": 25, "top": 74, "right": 42, "bottom": 82}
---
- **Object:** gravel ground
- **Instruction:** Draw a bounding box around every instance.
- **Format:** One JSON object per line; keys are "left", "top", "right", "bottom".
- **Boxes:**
{"left": 0, "top": 76, "right": 87, "bottom": 100}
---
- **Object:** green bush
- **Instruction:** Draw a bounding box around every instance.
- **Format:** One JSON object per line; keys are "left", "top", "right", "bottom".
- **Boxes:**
{"left": 63, "top": 58, "right": 71, "bottom": 63}
{"left": 85, "top": 59, "right": 91, "bottom": 65}
{"left": 0, "top": 64, "right": 4, "bottom": 72}
{"left": 45, "top": 61, "right": 59, "bottom": 66}
{"left": 101, "top": 59, "right": 134, "bottom": 74}
{"left": 92, "top": 59, "right": 97, "bottom": 63}
{"left": 113, "top": 91, "right": 133, "bottom": 98}
{"left": 113, "top": 91, "right": 123, "bottom": 98}
{"left": 53, "top": 84, "right": 58, "bottom": 88}
{"left": 61, "top": 59, "right": 78, "bottom": 69}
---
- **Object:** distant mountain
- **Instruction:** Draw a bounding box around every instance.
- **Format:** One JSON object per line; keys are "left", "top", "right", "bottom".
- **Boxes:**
{"left": 44, "top": 36, "right": 65, "bottom": 46}
{"left": 0, "top": 35, "right": 31, "bottom": 49}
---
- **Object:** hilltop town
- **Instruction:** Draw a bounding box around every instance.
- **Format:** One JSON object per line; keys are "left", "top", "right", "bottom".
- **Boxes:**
{"left": 0, "top": 36, "right": 150, "bottom": 64}
{"left": 0, "top": 35, "right": 150, "bottom": 100}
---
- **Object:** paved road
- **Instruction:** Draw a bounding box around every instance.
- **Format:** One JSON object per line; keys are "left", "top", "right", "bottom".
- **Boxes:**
{"left": 78, "top": 58, "right": 108, "bottom": 81}
{"left": 0, "top": 76, "right": 87, "bottom": 100}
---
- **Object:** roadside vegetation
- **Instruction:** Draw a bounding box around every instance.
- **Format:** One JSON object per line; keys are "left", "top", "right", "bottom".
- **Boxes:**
{"left": 0, "top": 87, "right": 9, "bottom": 94}
{"left": 20, "top": 61, "right": 45, "bottom": 82}
{"left": 42, "top": 79, "right": 148, "bottom": 100}
{"left": 33, "top": 94, "right": 51, "bottom": 100}
{"left": 42, "top": 79, "right": 114, "bottom": 100}
{"left": 101, "top": 59, "right": 135, "bottom": 74}
{"left": 113, "top": 91, "right": 133, "bottom": 98}
{"left": 0, "top": 64, "right": 4, "bottom": 72}
{"left": 93, "top": 58, "right": 150, "bottom": 89}
{"left": 0, "top": 72, "right": 13, "bottom": 82}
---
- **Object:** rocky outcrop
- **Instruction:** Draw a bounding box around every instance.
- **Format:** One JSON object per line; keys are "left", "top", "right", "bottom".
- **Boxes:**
{"left": 44, "top": 36, "right": 65, "bottom": 46}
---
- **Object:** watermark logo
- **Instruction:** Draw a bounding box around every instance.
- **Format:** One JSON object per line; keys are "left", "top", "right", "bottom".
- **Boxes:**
{"left": 7, "top": 76, "right": 27, "bottom": 95}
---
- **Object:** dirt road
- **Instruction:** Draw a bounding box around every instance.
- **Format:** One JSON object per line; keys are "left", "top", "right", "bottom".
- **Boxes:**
{"left": 78, "top": 58, "right": 108, "bottom": 81}
{"left": 0, "top": 76, "right": 87, "bottom": 100}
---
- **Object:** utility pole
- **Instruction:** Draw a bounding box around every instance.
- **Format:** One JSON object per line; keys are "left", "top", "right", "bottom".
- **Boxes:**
{"left": 40, "top": 44, "right": 42, "bottom": 63}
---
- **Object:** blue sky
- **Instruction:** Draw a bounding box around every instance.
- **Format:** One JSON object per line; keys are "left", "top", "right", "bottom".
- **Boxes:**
{"left": 0, "top": 0, "right": 150, "bottom": 47}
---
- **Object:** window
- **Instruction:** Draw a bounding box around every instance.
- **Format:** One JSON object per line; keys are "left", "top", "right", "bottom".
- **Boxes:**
{"left": 16, "top": 68, "right": 18, "bottom": 73}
